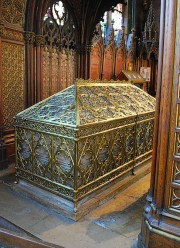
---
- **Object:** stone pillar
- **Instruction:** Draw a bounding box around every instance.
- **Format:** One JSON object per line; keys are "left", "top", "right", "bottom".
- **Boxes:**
{"left": 0, "top": 23, "right": 4, "bottom": 127}
{"left": 76, "top": 43, "right": 92, "bottom": 79}
{"left": 138, "top": 0, "right": 180, "bottom": 247}
{"left": 24, "top": 32, "right": 35, "bottom": 107}
{"left": 35, "top": 35, "right": 44, "bottom": 102}
{"left": 0, "top": 23, "right": 8, "bottom": 170}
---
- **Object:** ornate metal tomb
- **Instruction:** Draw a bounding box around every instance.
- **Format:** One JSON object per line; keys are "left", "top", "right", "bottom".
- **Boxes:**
{"left": 15, "top": 79, "right": 155, "bottom": 214}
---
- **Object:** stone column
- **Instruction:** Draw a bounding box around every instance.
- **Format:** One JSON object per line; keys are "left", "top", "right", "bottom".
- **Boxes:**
{"left": 0, "top": 23, "right": 8, "bottom": 170}
{"left": 35, "top": 35, "right": 44, "bottom": 102}
{"left": 0, "top": 23, "right": 4, "bottom": 127}
{"left": 76, "top": 43, "right": 92, "bottom": 79}
{"left": 24, "top": 32, "right": 35, "bottom": 107}
{"left": 138, "top": 0, "right": 180, "bottom": 247}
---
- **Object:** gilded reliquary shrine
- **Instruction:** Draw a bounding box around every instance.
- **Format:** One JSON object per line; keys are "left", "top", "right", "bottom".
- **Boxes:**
{"left": 15, "top": 80, "right": 155, "bottom": 218}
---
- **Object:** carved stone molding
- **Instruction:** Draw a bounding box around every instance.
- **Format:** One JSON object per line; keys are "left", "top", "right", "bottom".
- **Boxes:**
{"left": 127, "top": 28, "right": 136, "bottom": 60}
{"left": 92, "top": 24, "right": 103, "bottom": 45}
{"left": 76, "top": 44, "right": 85, "bottom": 54}
{"left": 86, "top": 44, "right": 93, "bottom": 54}
{"left": 35, "top": 35, "right": 44, "bottom": 47}
{"left": 105, "top": 25, "right": 115, "bottom": 47}
{"left": 0, "top": 23, "right": 5, "bottom": 38}
{"left": 116, "top": 26, "right": 126, "bottom": 51}
{"left": 24, "top": 32, "right": 35, "bottom": 45}
{"left": 76, "top": 44, "right": 93, "bottom": 54}
{"left": 2, "top": 27, "right": 24, "bottom": 42}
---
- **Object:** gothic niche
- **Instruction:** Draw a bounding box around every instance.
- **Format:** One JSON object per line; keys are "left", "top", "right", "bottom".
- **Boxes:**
{"left": 137, "top": 2, "right": 159, "bottom": 96}
{"left": 90, "top": 24, "right": 103, "bottom": 80}
{"left": 42, "top": 0, "right": 76, "bottom": 99}
{"left": 90, "top": 3, "right": 126, "bottom": 80}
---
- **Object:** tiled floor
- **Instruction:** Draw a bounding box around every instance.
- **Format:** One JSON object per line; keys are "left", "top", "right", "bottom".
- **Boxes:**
{"left": 0, "top": 173, "right": 150, "bottom": 248}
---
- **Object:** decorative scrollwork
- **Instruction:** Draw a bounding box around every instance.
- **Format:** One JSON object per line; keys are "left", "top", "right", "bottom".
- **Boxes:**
{"left": 170, "top": 49, "right": 180, "bottom": 211}
{"left": 24, "top": 32, "right": 35, "bottom": 45}
{"left": 171, "top": 188, "right": 180, "bottom": 210}
{"left": 35, "top": 35, "right": 44, "bottom": 47}
{"left": 16, "top": 81, "right": 155, "bottom": 127}
{"left": 16, "top": 85, "right": 77, "bottom": 126}
{"left": 136, "top": 119, "right": 154, "bottom": 157}
{"left": 2, "top": 28, "right": 24, "bottom": 42}
{"left": 173, "top": 161, "right": 180, "bottom": 183}
{"left": 16, "top": 128, "right": 75, "bottom": 200}
{"left": 77, "top": 82, "right": 155, "bottom": 125}
{"left": 1, "top": 0, "right": 25, "bottom": 27}
{"left": 2, "top": 42, "right": 24, "bottom": 126}
{"left": 0, "top": 24, "right": 5, "bottom": 37}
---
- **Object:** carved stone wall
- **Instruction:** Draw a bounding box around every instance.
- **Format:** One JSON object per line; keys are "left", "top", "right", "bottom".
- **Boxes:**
{"left": 0, "top": 4, "right": 25, "bottom": 128}
{"left": 0, "top": 0, "right": 25, "bottom": 28}
{"left": 0, "top": 0, "right": 25, "bottom": 165}
{"left": 2, "top": 42, "right": 24, "bottom": 126}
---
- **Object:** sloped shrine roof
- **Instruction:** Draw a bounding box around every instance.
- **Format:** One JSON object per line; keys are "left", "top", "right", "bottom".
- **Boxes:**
{"left": 16, "top": 80, "right": 155, "bottom": 127}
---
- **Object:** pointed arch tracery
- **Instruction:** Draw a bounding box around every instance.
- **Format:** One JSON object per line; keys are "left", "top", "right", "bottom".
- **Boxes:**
{"left": 24, "top": 0, "right": 78, "bottom": 105}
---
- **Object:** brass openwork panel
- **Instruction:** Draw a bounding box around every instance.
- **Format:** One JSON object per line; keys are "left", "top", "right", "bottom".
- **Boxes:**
{"left": 16, "top": 86, "right": 76, "bottom": 126}
{"left": 15, "top": 80, "right": 155, "bottom": 203}
{"left": 16, "top": 127, "right": 76, "bottom": 200}
{"left": 53, "top": 136, "right": 75, "bottom": 188}
{"left": 171, "top": 133, "right": 180, "bottom": 210}
{"left": 14, "top": 119, "right": 77, "bottom": 138}
{"left": 42, "top": 47, "right": 51, "bottom": 100}
{"left": 136, "top": 117, "right": 154, "bottom": 158}
{"left": 76, "top": 124, "right": 135, "bottom": 195}
{"left": 2, "top": 42, "right": 24, "bottom": 126}
{"left": 77, "top": 81, "right": 155, "bottom": 125}
{"left": 169, "top": 31, "right": 180, "bottom": 210}
{"left": 16, "top": 128, "right": 33, "bottom": 172}
{"left": 171, "top": 187, "right": 180, "bottom": 211}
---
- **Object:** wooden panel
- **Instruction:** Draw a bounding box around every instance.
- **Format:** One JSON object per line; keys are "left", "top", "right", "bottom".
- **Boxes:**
{"left": 126, "top": 52, "right": 134, "bottom": 71}
{"left": 103, "top": 46, "right": 114, "bottom": 80}
{"left": 90, "top": 45, "right": 101, "bottom": 80}
{"left": 42, "top": 46, "right": 75, "bottom": 99}
{"left": 115, "top": 48, "right": 124, "bottom": 77}
{"left": 139, "top": 0, "right": 180, "bottom": 247}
